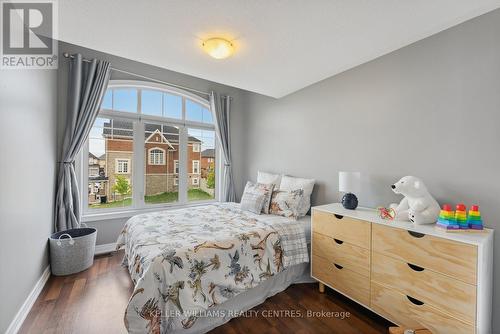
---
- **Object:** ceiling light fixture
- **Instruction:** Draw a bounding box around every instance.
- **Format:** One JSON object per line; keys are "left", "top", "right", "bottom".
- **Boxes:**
{"left": 202, "top": 38, "right": 234, "bottom": 59}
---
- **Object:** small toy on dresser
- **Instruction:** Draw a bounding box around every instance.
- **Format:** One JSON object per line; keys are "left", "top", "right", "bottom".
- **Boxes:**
{"left": 467, "top": 205, "right": 484, "bottom": 230}
{"left": 389, "top": 176, "right": 440, "bottom": 225}
{"left": 436, "top": 204, "right": 459, "bottom": 230}
{"left": 455, "top": 203, "right": 469, "bottom": 229}
{"left": 377, "top": 206, "right": 396, "bottom": 220}
{"left": 436, "top": 203, "right": 485, "bottom": 232}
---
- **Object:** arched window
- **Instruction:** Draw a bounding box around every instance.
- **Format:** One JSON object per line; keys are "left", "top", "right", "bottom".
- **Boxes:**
{"left": 84, "top": 80, "right": 217, "bottom": 214}
{"left": 149, "top": 148, "right": 165, "bottom": 165}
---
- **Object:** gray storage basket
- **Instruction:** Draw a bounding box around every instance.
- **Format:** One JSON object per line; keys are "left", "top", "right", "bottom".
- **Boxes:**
{"left": 49, "top": 225, "right": 97, "bottom": 276}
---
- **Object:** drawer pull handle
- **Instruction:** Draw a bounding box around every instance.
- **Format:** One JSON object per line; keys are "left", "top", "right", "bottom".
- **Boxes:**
{"left": 333, "top": 263, "right": 344, "bottom": 270}
{"left": 406, "top": 295, "right": 424, "bottom": 306}
{"left": 408, "top": 231, "right": 425, "bottom": 238}
{"left": 333, "top": 238, "right": 344, "bottom": 245}
{"left": 334, "top": 214, "right": 344, "bottom": 219}
{"left": 407, "top": 263, "right": 424, "bottom": 272}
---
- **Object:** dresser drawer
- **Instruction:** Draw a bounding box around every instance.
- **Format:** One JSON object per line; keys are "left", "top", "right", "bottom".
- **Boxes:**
{"left": 312, "top": 255, "right": 370, "bottom": 306}
{"left": 371, "top": 282, "right": 474, "bottom": 334}
{"left": 372, "top": 224, "right": 477, "bottom": 285}
{"left": 312, "top": 209, "right": 371, "bottom": 249}
{"left": 312, "top": 232, "right": 370, "bottom": 277}
{"left": 372, "top": 252, "right": 476, "bottom": 325}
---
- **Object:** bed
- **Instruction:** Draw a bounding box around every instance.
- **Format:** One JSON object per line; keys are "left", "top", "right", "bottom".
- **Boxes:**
{"left": 116, "top": 202, "right": 312, "bottom": 334}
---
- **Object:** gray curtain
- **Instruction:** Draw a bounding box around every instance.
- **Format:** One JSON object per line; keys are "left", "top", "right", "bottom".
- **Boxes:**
{"left": 210, "top": 92, "right": 236, "bottom": 202}
{"left": 55, "top": 54, "right": 111, "bottom": 231}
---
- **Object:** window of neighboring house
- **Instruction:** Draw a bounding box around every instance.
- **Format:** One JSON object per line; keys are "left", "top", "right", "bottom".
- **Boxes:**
{"left": 116, "top": 159, "right": 130, "bottom": 174}
{"left": 174, "top": 160, "right": 179, "bottom": 174}
{"left": 82, "top": 80, "right": 217, "bottom": 214}
{"left": 192, "top": 160, "right": 200, "bottom": 174}
{"left": 89, "top": 167, "right": 99, "bottom": 177}
{"left": 148, "top": 147, "right": 165, "bottom": 165}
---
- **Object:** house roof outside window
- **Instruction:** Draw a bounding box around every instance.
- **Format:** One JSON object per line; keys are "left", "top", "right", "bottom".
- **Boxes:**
{"left": 102, "top": 120, "right": 201, "bottom": 143}
{"left": 201, "top": 148, "right": 215, "bottom": 158}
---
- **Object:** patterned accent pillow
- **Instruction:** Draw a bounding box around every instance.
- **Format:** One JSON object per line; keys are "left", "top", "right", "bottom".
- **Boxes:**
{"left": 240, "top": 181, "right": 271, "bottom": 214}
{"left": 258, "top": 183, "right": 275, "bottom": 214}
{"left": 269, "top": 189, "right": 304, "bottom": 220}
{"left": 280, "top": 175, "right": 315, "bottom": 217}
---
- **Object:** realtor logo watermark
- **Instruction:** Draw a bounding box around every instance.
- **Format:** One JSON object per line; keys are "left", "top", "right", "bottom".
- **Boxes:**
{"left": 1, "top": 0, "right": 58, "bottom": 69}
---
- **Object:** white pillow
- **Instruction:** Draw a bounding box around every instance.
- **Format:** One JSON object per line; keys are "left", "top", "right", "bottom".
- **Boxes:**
{"left": 280, "top": 175, "right": 315, "bottom": 217}
{"left": 257, "top": 171, "right": 281, "bottom": 188}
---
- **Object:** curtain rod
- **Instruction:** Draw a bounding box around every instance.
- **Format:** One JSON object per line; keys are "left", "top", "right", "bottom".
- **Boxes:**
{"left": 62, "top": 53, "right": 210, "bottom": 97}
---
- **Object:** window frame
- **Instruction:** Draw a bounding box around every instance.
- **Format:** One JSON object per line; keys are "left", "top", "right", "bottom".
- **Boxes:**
{"left": 115, "top": 158, "right": 130, "bottom": 174}
{"left": 88, "top": 167, "right": 99, "bottom": 177}
{"left": 192, "top": 160, "right": 200, "bottom": 174}
{"left": 79, "top": 80, "right": 220, "bottom": 221}
{"left": 174, "top": 160, "right": 179, "bottom": 174}
{"left": 148, "top": 147, "right": 165, "bottom": 165}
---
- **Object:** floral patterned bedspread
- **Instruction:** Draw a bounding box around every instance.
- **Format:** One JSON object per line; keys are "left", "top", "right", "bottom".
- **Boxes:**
{"left": 116, "top": 202, "right": 309, "bottom": 334}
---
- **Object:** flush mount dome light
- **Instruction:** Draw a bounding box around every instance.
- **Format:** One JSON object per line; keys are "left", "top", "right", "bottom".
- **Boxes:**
{"left": 202, "top": 38, "right": 234, "bottom": 59}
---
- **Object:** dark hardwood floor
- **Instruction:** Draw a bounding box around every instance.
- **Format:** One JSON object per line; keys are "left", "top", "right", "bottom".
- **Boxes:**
{"left": 19, "top": 251, "right": 392, "bottom": 334}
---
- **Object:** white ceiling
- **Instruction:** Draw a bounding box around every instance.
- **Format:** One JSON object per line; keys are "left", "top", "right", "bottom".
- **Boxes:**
{"left": 58, "top": 1, "right": 500, "bottom": 98}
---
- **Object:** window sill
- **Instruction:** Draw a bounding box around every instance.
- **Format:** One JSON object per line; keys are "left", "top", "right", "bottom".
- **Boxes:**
{"left": 81, "top": 200, "right": 219, "bottom": 223}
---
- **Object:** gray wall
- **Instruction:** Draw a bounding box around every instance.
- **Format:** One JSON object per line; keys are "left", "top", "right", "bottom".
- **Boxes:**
{"left": 57, "top": 41, "right": 249, "bottom": 245}
{"left": 0, "top": 70, "right": 57, "bottom": 332}
{"left": 238, "top": 9, "right": 500, "bottom": 330}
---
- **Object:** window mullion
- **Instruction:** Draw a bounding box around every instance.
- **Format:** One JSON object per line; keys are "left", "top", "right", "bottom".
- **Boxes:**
{"left": 132, "top": 121, "right": 145, "bottom": 209}
{"left": 178, "top": 126, "right": 188, "bottom": 204}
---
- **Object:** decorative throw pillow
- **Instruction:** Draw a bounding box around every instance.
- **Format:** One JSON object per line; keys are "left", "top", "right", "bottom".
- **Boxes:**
{"left": 257, "top": 171, "right": 281, "bottom": 189}
{"left": 280, "top": 175, "right": 315, "bottom": 217}
{"left": 257, "top": 183, "right": 275, "bottom": 214}
{"left": 269, "top": 189, "right": 304, "bottom": 220}
{"left": 240, "top": 181, "right": 269, "bottom": 214}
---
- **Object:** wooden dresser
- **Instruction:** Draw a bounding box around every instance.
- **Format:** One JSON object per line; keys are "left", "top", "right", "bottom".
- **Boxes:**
{"left": 311, "top": 203, "right": 493, "bottom": 334}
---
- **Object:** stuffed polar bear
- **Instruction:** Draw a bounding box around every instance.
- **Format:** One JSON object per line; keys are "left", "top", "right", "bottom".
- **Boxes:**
{"left": 389, "top": 176, "right": 440, "bottom": 225}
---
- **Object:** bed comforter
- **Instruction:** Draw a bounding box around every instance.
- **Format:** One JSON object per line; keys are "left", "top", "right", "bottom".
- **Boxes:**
{"left": 116, "top": 203, "right": 309, "bottom": 334}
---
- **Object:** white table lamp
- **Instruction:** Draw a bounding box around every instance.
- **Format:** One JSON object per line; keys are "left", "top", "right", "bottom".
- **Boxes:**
{"left": 339, "top": 171, "right": 361, "bottom": 209}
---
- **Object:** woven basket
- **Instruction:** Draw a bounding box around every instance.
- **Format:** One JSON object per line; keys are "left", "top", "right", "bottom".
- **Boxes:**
{"left": 49, "top": 225, "right": 97, "bottom": 276}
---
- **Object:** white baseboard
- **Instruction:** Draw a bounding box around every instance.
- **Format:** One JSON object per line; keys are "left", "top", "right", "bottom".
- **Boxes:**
{"left": 6, "top": 265, "right": 51, "bottom": 334}
{"left": 5, "top": 244, "right": 116, "bottom": 333}
{"left": 94, "top": 242, "right": 116, "bottom": 255}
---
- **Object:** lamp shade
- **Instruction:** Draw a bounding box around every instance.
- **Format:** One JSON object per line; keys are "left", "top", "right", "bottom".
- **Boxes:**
{"left": 338, "top": 172, "right": 361, "bottom": 193}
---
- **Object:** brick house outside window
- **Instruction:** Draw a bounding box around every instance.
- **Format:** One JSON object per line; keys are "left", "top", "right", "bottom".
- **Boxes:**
{"left": 103, "top": 121, "right": 202, "bottom": 196}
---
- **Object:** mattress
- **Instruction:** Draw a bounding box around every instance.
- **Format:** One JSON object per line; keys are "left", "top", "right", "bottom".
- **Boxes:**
{"left": 116, "top": 203, "right": 310, "bottom": 333}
